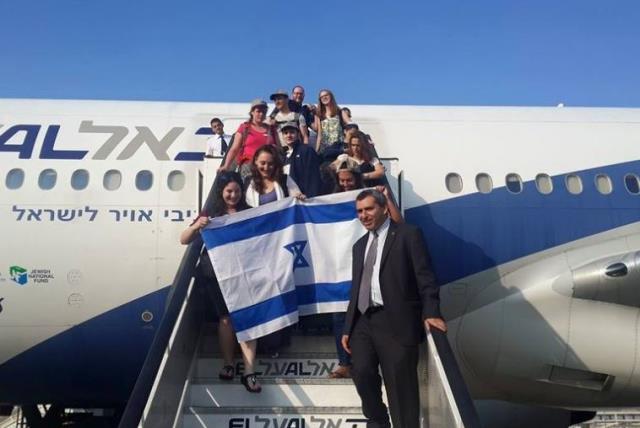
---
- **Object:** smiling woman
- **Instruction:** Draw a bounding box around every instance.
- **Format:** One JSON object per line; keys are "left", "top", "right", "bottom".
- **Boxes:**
{"left": 244, "top": 144, "right": 302, "bottom": 207}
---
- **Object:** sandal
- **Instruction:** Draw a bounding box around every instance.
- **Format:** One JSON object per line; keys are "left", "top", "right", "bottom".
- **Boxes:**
{"left": 329, "top": 365, "right": 352, "bottom": 379}
{"left": 218, "top": 365, "right": 234, "bottom": 381}
{"left": 241, "top": 373, "right": 262, "bottom": 393}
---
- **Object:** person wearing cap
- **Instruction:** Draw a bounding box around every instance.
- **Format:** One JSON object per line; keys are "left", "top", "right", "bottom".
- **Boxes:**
{"left": 269, "top": 86, "right": 315, "bottom": 129}
{"left": 220, "top": 99, "right": 278, "bottom": 179}
{"left": 280, "top": 121, "right": 321, "bottom": 197}
{"left": 269, "top": 89, "right": 309, "bottom": 145}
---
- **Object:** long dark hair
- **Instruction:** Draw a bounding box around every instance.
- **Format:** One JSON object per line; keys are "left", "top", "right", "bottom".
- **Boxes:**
{"left": 250, "top": 144, "right": 284, "bottom": 194}
{"left": 206, "top": 171, "right": 250, "bottom": 217}
{"left": 347, "top": 131, "right": 372, "bottom": 163}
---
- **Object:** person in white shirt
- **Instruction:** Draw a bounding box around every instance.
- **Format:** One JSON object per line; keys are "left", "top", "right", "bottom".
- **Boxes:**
{"left": 205, "top": 118, "right": 232, "bottom": 158}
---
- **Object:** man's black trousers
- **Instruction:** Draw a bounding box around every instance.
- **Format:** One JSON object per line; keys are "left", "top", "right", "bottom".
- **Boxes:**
{"left": 350, "top": 308, "right": 420, "bottom": 428}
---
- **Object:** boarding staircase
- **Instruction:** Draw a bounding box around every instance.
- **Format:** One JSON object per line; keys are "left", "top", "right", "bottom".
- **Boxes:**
{"left": 117, "top": 156, "right": 480, "bottom": 428}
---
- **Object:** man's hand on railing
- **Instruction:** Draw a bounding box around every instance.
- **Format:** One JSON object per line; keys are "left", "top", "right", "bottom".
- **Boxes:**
{"left": 425, "top": 317, "right": 447, "bottom": 332}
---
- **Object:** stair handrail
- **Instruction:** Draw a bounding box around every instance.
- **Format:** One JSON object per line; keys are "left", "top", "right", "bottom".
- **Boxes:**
{"left": 117, "top": 162, "right": 223, "bottom": 428}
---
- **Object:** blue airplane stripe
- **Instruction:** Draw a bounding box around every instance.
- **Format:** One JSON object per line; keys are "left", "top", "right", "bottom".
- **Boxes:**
{"left": 174, "top": 151, "right": 205, "bottom": 161}
{"left": 0, "top": 287, "right": 170, "bottom": 404}
{"left": 407, "top": 159, "right": 640, "bottom": 285}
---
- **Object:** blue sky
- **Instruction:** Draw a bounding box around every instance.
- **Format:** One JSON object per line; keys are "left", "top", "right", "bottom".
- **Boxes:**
{"left": 2, "top": 1, "right": 639, "bottom": 107}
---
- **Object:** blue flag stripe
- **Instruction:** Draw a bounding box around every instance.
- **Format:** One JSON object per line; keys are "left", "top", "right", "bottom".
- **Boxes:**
{"left": 230, "top": 289, "right": 298, "bottom": 332}
{"left": 202, "top": 201, "right": 356, "bottom": 250}
{"left": 229, "top": 282, "right": 352, "bottom": 332}
{"left": 296, "top": 281, "right": 351, "bottom": 305}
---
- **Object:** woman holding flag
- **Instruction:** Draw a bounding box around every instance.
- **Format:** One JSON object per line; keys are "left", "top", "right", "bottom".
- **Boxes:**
{"left": 180, "top": 171, "right": 263, "bottom": 393}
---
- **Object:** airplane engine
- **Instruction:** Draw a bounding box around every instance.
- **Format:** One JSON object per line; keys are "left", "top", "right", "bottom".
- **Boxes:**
{"left": 450, "top": 238, "right": 640, "bottom": 408}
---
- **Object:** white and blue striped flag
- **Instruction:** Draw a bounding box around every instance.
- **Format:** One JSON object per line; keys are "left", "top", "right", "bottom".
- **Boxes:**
{"left": 201, "top": 191, "right": 365, "bottom": 342}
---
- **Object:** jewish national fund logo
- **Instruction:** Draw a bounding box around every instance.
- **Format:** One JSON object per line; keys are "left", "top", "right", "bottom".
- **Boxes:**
{"left": 10, "top": 266, "right": 28, "bottom": 285}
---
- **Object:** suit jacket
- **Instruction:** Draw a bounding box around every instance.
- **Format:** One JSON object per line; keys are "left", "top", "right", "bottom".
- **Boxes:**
{"left": 344, "top": 221, "right": 441, "bottom": 346}
{"left": 287, "top": 141, "right": 322, "bottom": 197}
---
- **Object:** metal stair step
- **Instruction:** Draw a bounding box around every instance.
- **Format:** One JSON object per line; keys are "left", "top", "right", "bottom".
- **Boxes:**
{"left": 195, "top": 355, "right": 342, "bottom": 379}
{"left": 183, "top": 406, "right": 368, "bottom": 428}
{"left": 188, "top": 377, "right": 387, "bottom": 409}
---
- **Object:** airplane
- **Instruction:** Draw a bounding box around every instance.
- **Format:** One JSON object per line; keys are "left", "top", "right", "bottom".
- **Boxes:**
{"left": 1, "top": 98, "right": 640, "bottom": 427}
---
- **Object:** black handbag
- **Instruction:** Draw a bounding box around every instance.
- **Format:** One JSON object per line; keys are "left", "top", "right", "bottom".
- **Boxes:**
{"left": 199, "top": 247, "right": 216, "bottom": 280}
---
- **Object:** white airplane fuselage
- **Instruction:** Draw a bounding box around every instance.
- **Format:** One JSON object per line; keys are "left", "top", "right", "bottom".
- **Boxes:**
{"left": 1, "top": 99, "right": 640, "bottom": 410}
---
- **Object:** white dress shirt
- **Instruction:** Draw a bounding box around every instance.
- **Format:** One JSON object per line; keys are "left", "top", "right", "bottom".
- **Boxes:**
{"left": 364, "top": 217, "right": 391, "bottom": 306}
{"left": 206, "top": 133, "right": 232, "bottom": 157}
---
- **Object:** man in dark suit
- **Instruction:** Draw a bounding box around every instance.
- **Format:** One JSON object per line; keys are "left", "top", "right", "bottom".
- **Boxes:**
{"left": 341, "top": 189, "right": 446, "bottom": 428}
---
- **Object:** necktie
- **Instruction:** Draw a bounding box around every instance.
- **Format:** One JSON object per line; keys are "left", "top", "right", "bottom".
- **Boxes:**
{"left": 358, "top": 231, "right": 378, "bottom": 314}
{"left": 220, "top": 136, "right": 228, "bottom": 155}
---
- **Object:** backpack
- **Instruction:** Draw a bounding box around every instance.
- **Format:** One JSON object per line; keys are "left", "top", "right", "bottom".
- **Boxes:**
{"left": 236, "top": 122, "right": 278, "bottom": 165}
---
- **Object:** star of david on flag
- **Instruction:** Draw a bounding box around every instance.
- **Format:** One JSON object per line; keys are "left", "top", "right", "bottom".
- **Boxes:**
{"left": 284, "top": 241, "right": 309, "bottom": 271}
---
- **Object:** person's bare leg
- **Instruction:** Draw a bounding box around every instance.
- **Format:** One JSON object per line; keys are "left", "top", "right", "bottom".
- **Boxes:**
{"left": 239, "top": 339, "right": 257, "bottom": 372}
{"left": 218, "top": 316, "right": 236, "bottom": 366}
{"left": 239, "top": 339, "right": 261, "bottom": 392}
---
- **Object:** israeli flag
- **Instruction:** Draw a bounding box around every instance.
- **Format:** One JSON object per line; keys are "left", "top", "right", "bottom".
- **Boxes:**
{"left": 201, "top": 191, "right": 365, "bottom": 342}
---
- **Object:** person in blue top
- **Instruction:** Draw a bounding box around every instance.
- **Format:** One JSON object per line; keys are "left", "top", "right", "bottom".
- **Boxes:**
{"left": 280, "top": 122, "right": 322, "bottom": 197}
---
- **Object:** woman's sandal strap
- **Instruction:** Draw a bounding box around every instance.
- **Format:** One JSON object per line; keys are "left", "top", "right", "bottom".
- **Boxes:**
{"left": 241, "top": 373, "right": 262, "bottom": 393}
{"left": 219, "top": 365, "right": 235, "bottom": 380}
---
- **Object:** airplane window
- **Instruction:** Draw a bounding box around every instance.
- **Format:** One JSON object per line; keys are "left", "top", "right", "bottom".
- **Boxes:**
{"left": 475, "top": 173, "right": 492, "bottom": 194}
{"left": 566, "top": 174, "right": 583, "bottom": 195}
{"left": 505, "top": 173, "right": 522, "bottom": 194}
{"left": 535, "top": 173, "right": 553, "bottom": 194}
{"left": 624, "top": 174, "right": 640, "bottom": 195}
{"left": 71, "top": 169, "right": 89, "bottom": 191}
{"left": 595, "top": 174, "right": 612, "bottom": 195}
{"left": 38, "top": 169, "right": 57, "bottom": 190}
{"left": 5, "top": 168, "right": 24, "bottom": 189}
{"left": 445, "top": 173, "right": 463, "bottom": 193}
{"left": 103, "top": 169, "right": 122, "bottom": 191}
{"left": 136, "top": 170, "right": 153, "bottom": 191}
{"left": 167, "top": 170, "right": 185, "bottom": 191}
